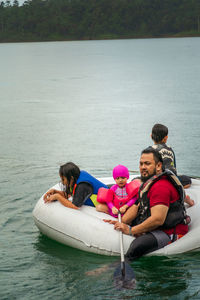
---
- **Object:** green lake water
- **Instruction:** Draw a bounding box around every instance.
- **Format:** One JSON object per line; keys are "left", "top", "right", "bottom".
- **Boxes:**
{"left": 1, "top": 37, "right": 200, "bottom": 299}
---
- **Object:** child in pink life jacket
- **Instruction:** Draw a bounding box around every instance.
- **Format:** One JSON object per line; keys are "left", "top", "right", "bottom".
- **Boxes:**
{"left": 96, "top": 165, "right": 141, "bottom": 218}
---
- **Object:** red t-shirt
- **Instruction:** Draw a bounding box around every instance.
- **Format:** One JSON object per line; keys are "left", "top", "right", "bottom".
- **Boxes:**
{"left": 148, "top": 178, "right": 188, "bottom": 236}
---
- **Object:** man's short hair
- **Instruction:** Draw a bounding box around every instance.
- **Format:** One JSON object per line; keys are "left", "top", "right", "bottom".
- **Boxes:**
{"left": 151, "top": 123, "right": 168, "bottom": 143}
{"left": 141, "top": 146, "right": 163, "bottom": 164}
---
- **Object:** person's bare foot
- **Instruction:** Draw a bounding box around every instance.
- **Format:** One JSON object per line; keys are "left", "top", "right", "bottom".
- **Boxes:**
{"left": 183, "top": 184, "right": 191, "bottom": 189}
{"left": 185, "top": 195, "right": 195, "bottom": 207}
{"left": 85, "top": 265, "right": 109, "bottom": 276}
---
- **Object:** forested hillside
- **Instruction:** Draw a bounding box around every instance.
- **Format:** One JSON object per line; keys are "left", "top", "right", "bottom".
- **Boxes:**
{"left": 0, "top": 0, "right": 200, "bottom": 42}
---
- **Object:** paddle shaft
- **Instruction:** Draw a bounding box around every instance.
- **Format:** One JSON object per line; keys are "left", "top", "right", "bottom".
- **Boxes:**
{"left": 113, "top": 213, "right": 136, "bottom": 288}
{"left": 118, "top": 213, "right": 125, "bottom": 277}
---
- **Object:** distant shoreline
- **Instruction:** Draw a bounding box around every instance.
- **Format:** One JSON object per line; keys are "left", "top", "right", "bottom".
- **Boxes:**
{"left": 1, "top": 32, "right": 200, "bottom": 44}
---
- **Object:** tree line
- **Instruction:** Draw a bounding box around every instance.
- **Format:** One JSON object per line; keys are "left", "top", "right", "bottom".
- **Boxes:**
{"left": 0, "top": 0, "right": 200, "bottom": 42}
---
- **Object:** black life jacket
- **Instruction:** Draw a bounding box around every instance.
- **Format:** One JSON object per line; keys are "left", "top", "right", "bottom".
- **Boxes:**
{"left": 152, "top": 144, "right": 177, "bottom": 174}
{"left": 132, "top": 170, "right": 189, "bottom": 229}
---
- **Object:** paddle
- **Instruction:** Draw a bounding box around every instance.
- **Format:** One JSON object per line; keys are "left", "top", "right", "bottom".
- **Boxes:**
{"left": 113, "top": 212, "right": 136, "bottom": 289}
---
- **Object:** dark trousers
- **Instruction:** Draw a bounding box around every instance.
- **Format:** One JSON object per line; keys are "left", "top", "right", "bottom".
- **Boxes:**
{"left": 125, "top": 230, "right": 170, "bottom": 261}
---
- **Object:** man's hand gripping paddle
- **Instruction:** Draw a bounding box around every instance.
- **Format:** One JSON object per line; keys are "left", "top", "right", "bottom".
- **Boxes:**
{"left": 113, "top": 212, "right": 136, "bottom": 289}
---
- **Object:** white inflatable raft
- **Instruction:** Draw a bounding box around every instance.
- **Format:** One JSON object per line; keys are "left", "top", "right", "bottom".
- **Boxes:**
{"left": 33, "top": 177, "right": 200, "bottom": 256}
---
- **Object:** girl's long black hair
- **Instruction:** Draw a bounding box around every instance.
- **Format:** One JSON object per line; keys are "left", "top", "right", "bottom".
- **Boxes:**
{"left": 59, "top": 162, "right": 80, "bottom": 197}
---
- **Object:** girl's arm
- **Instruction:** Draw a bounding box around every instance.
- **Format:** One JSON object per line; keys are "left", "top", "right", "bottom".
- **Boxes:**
{"left": 107, "top": 202, "right": 114, "bottom": 210}
{"left": 56, "top": 194, "right": 78, "bottom": 209}
{"left": 126, "top": 195, "right": 137, "bottom": 207}
{"left": 44, "top": 192, "right": 78, "bottom": 209}
{"left": 107, "top": 202, "right": 118, "bottom": 215}
{"left": 119, "top": 196, "right": 138, "bottom": 214}
{"left": 43, "top": 189, "right": 65, "bottom": 201}
{"left": 72, "top": 182, "right": 93, "bottom": 207}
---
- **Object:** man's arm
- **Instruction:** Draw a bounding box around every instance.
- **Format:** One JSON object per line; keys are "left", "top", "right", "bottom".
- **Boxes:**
{"left": 121, "top": 204, "right": 139, "bottom": 224}
{"left": 115, "top": 204, "right": 169, "bottom": 236}
{"left": 130, "top": 204, "right": 168, "bottom": 235}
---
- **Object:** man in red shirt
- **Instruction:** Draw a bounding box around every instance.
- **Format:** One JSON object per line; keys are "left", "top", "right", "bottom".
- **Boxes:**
{"left": 110, "top": 147, "right": 189, "bottom": 260}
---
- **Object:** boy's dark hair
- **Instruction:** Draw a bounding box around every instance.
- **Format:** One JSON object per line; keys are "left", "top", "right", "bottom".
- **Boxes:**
{"left": 59, "top": 162, "right": 80, "bottom": 195}
{"left": 141, "top": 146, "right": 163, "bottom": 165}
{"left": 151, "top": 123, "right": 168, "bottom": 143}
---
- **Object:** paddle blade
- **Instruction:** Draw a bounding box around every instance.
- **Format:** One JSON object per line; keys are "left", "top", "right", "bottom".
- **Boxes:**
{"left": 113, "top": 261, "right": 136, "bottom": 289}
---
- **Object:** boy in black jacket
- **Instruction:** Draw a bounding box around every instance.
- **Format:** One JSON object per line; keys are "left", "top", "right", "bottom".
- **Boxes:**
{"left": 151, "top": 123, "right": 194, "bottom": 206}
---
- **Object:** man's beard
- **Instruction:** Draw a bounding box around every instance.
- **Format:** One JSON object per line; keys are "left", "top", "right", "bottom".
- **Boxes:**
{"left": 141, "top": 169, "right": 156, "bottom": 183}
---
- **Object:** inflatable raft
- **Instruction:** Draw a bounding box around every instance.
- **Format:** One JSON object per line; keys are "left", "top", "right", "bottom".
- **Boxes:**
{"left": 33, "top": 176, "right": 200, "bottom": 256}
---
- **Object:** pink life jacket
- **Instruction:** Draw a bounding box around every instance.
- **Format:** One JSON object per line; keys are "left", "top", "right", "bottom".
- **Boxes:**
{"left": 97, "top": 179, "right": 141, "bottom": 209}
